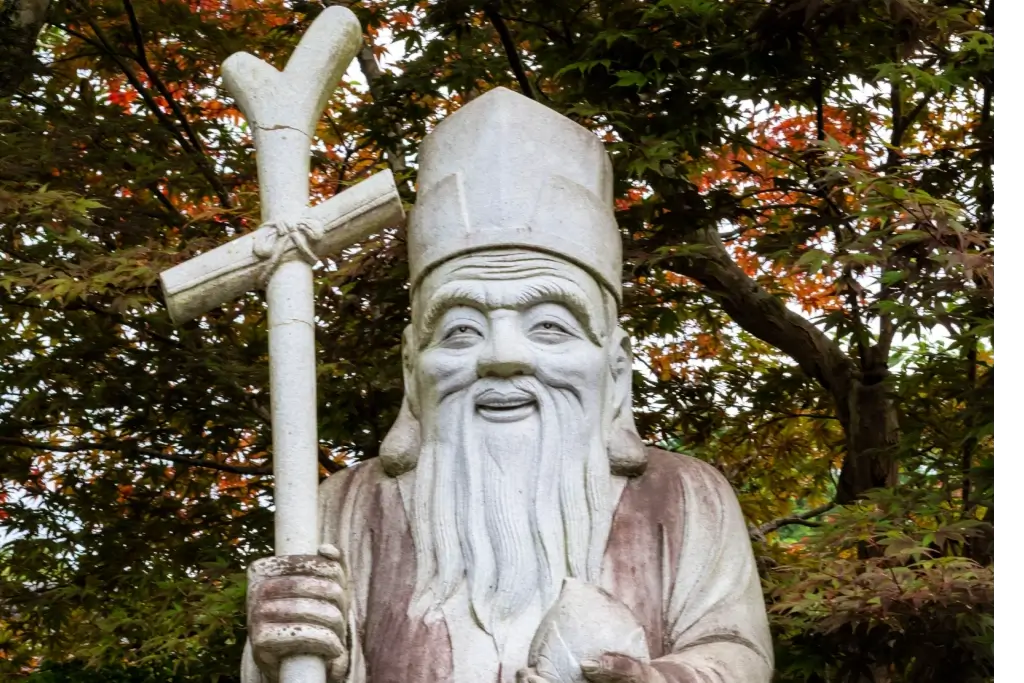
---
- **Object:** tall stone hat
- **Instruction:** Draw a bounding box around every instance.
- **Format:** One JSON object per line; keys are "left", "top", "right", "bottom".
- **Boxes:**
{"left": 408, "top": 87, "right": 622, "bottom": 301}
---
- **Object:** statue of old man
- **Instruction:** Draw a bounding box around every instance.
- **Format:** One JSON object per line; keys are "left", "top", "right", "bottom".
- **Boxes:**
{"left": 242, "top": 87, "right": 773, "bottom": 683}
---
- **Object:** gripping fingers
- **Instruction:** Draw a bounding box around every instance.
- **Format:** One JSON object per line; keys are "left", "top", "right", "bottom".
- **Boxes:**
{"left": 250, "top": 575, "right": 347, "bottom": 612}
{"left": 516, "top": 667, "right": 551, "bottom": 683}
{"left": 249, "top": 554, "right": 345, "bottom": 584}
{"left": 254, "top": 597, "right": 344, "bottom": 631}
{"left": 581, "top": 654, "right": 662, "bottom": 683}
{"left": 247, "top": 553, "right": 349, "bottom": 675}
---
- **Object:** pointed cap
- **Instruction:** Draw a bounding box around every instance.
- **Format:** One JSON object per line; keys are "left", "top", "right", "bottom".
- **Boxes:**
{"left": 408, "top": 87, "right": 622, "bottom": 301}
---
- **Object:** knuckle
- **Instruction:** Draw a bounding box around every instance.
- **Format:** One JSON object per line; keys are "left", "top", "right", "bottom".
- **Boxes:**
{"left": 249, "top": 554, "right": 341, "bottom": 580}
{"left": 322, "top": 580, "right": 347, "bottom": 609}
{"left": 256, "top": 597, "right": 344, "bottom": 630}
{"left": 251, "top": 575, "right": 346, "bottom": 611}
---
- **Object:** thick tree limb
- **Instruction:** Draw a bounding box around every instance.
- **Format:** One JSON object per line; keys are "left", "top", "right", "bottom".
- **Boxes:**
{"left": 0, "top": 436, "right": 271, "bottom": 475}
{"left": 658, "top": 225, "right": 856, "bottom": 402}
{"left": 653, "top": 214, "right": 899, "bottom": 503}
{"left": 352, "top": 47, "right": 408, "bottom": 174}
{"left": 0, "top": 0, "right": 51, "bottom": 96}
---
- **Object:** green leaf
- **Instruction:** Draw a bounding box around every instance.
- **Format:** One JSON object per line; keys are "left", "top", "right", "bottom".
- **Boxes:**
{"left": 880, "top": 270, "right": 906, "bottom": 285}
{"left": 614, "top": 71, "right": 648, "bottom": 88}
{"left": 795, "top": 248, "right": 830, "bottom": 274}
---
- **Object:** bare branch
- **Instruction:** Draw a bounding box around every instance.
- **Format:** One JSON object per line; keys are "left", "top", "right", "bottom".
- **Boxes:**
{"left": 0, "top": 436, "right": 271, "bottom": 475}
{"left": 483, "top": 3, "right": 536, "bottom": 100}
{"left": 326, "top": 1, "right": 407, "bottom": 174}
{"left": 62, "top": 7, "right": 234, "bottom": 209}
{"left": 248, "top": 399, "right": 272, "bottom": 425}
{"left": 755, "top": 502, "right": 836, "bottom": 538}
{"left": 122, "top": 0, "right": 216, "bottom": 170}
{"left": 318, "top": 446, "right": 342, "bottom": 474}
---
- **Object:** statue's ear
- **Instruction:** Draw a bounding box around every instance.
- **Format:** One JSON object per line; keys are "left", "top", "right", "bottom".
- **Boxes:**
{"left": 400, "top": 324, "right": 420, "bottom": 417}
{"left": 607, "top": 328, "right": 647, "bottom": 477}
{"left": 380, "top": 325, "right": 422, "bottom": 477}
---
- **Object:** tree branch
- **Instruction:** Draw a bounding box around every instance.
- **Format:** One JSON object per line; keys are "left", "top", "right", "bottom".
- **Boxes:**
{"left": 813, "top": 75, "right": 825, "bottom": 142}
{"left": 146, "top": 181, "right": 185, "bottom": 225}
{"left": 483, "top": 3, "right": 536, "bottom": 100}
{"left": 63, "top": 9, "right": 233, "bottom": 209}
{"left": 122, "top": 0, "right": 216, "bottom": 170}
{"left": 0, "top": 436, "right": 271, "bottom": 475}
{"left": 754, "top": 411, "right": 840, "bottom": 432}
{"left": 318, "top": 446, "right": 342, "bottom": 474}
{"left": 327, "top": 1, "right": 407, "bottom": 175}
{"left": 248, "top": 399, "right": 272, "bottom": 425}
{"left": 656, "top": 223, "right": 856, "bottom": 405}
{"left": 755, "top": 502, "right": 835, "bottom": 539}
{"left": 499, "top": 12, "right": 573, "bottom": 47}
{"left": 716, "top": 227, "right": 746, "bottom": 242}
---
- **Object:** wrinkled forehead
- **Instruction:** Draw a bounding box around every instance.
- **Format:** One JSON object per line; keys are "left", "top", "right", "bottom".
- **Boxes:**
{"left": 412, "top": 249, "right": 615, "bottom": 340}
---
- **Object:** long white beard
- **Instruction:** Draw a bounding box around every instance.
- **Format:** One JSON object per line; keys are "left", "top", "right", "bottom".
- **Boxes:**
{"left": 409, "top": 376, "right": 613, "bottom": 639}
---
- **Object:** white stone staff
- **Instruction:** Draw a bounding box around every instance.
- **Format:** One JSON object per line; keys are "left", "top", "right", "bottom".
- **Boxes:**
{"left": 158, "top": 8, "right": 403, "bottom": 683}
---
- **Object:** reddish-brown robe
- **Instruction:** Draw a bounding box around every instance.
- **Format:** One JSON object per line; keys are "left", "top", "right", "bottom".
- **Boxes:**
{"left": 318, "top": 448, "right": 774, "bottom": 683}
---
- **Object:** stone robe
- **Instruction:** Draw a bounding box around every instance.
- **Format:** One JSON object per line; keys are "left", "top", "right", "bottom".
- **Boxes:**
{"left": 312, "top": 447, "right": 773, "bottom": 683}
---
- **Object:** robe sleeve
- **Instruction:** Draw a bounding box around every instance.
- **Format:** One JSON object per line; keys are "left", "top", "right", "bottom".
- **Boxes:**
{"left": 319, "top": 465, "right": 371, "bottom": 683}
{"left": 648, "top": 460, "right": 774, "bottom": 683}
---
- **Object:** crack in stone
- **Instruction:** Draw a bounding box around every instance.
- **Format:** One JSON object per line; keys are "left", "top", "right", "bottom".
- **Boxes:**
{"left": 255, "top": 123, "right": 310, "bottom": 136}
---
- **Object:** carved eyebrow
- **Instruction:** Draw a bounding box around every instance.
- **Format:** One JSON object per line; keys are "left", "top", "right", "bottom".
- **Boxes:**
{"left": 512, "top": 280, "right": 601, "bottom": 343}
{"left": 418, "top": 278, "right": 602, "bottom": 346}
{"left": 418, "top": 283, "right": 488, "bottom": 348}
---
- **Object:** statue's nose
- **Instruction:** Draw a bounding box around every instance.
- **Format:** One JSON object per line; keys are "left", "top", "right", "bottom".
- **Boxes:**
{"left": 477, "top": 315, "right": 533, "bottom": 378}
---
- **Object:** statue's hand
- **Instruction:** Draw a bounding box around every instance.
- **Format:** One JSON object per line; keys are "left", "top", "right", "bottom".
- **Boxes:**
{"left": 526, "top": 579, "right": 651, "bottom": 683}
{"left": 515, "top": 666, "right": 551, "bottom": 683}
{"left": 247, "top": 544, "right": 349, "bottom": 683}
{"left": 579, "top": 654, "right": 661, "bottom": 683}
{"left": 517, "top": 655, "right": 659, "bottom": 683}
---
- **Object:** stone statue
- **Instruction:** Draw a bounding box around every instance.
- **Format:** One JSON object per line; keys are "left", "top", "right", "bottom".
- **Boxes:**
{"left": 241, "top": 87, "right": 773, "bottom": 683}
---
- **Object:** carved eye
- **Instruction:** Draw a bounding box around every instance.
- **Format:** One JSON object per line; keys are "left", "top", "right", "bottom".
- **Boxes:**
{"left": 442, "top": 323, "right": 483, "bottom": 347}
{"left": 530, "top": 320, "right": 573, "bottom": 343}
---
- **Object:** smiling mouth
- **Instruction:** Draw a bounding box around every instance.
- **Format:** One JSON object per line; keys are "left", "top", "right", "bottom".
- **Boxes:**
{"left": 475, "top": 392, "right": 537, "bottom": 422}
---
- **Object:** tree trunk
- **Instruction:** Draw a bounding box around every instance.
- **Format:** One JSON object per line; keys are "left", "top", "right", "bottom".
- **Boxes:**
{"left": 0, "top": 0, "right": 51, "bottom": 97}
{"left": 835, "top": 348, "right": 899, "bottom": 504}
{"left": 661, "top": 224, "right": 899, "bottom": 504}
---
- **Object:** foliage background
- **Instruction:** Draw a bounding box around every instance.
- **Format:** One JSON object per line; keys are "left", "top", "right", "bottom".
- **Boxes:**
{"left": 0, "top": 0, "right": 993, "bottom": 681}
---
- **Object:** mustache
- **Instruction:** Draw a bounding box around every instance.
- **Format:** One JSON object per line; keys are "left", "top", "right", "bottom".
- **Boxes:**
{"left": 434, "top": 363, "right": 586, "bottom": 404}
{"left": 472, "top": 376, "right": 541, "bottom": 403}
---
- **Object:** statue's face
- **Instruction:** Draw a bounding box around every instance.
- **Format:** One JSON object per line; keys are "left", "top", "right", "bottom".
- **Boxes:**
{"left": 408, "top": 249, "right": 618, "bottom": 429}
{"left": 404, "top": 250, "right": 625, "bottom": 629}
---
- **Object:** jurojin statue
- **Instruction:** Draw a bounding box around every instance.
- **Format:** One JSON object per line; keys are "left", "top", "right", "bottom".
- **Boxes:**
{"left": 242, "top": 86, "right": 773, "bottom": 683}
